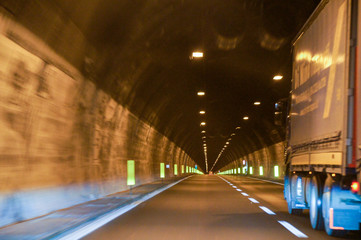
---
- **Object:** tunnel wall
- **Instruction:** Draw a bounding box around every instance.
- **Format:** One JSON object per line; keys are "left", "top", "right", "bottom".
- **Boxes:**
{"left": 219, "top": 141, "right": 285, "bottom": 180}
{"left": 0, "top": 12, "right": 196, "bottom": 228}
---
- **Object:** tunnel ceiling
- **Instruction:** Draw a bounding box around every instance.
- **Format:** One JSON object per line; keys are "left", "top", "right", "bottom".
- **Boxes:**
{"left": 23, "top": 0, "right": 321, "bottom": 172}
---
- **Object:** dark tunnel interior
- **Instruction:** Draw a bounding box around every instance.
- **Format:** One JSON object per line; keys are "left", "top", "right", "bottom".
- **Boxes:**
{"left": 0, "top": 0, "right": 321, "bottom": 173}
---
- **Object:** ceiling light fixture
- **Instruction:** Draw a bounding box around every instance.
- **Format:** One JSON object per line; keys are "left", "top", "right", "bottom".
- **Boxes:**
{"left": 192, "top": 51, "right": 204, "bottom": 58}
{"left": 197, "top": 91, "right": 205, "bottom": 96}
{"left": 254, "top": 101, "right": 261, "bottom": 105}
{"left": 273, "top": 75, "right": 283, "bottom": 80}
{"left": 243, "top": 116, "right": 249, "bottom": 120}
{"left": 200, "top": 122, "right": 206, "bottom": 126}
{"left": 199, "top": 110, "right": 206, "bottom": 114}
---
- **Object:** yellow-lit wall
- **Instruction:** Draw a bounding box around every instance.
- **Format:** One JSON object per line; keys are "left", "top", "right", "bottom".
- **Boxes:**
{"left": 0, "top": 11, "right": 195, "bottom": 227}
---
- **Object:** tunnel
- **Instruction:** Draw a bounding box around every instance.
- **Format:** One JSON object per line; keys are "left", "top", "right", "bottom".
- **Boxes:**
{"left": 1, "top": 1, "right": 360, "bottom": 239}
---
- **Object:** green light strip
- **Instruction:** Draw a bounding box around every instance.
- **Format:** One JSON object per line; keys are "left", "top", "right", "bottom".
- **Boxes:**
{"left": 274, "top": 165, "right": 279, "bottom": 177}
{"left": 127, "top": 160, "right": 135, "bottom": 186}
{"left": 160, "top": 163, "right": 165, "bottom": 178}
{"left": 182, "top": 165, "right": 184, "bottom": 174}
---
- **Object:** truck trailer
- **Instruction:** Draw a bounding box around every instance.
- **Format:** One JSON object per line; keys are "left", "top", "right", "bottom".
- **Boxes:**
{"left": 282, "top": 0, "right": 361, "bottom": 236}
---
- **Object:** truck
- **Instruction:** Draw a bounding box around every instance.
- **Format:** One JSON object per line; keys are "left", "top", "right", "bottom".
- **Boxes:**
{"left": 280, "top": 0, "right": 361, "bottom": 236}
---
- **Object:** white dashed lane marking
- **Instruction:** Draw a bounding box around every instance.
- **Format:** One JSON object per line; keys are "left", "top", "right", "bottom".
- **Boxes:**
{"left": 219, "top": 176, "right": 309, "bottom": 239}
{"left": 278, "top": 221, "right": 308, "bottom": 238}
{"left": 259, "top": 206, "right": 276, "bottom": 215}
{"left": 248, "top": 198, "right": 259, "bottom": 204}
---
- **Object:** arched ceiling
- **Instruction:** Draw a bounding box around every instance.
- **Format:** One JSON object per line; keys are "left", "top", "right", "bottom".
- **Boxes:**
{"left": 2, "top": 0, "right": 320, "bottom": 172}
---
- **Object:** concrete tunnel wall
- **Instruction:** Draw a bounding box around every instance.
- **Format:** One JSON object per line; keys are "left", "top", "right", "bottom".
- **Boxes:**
{"left": 219, "top": 142, "right": 285, "bottom": 180}
{"left": 0, "top": 12, "right": 197, "bottom": 227}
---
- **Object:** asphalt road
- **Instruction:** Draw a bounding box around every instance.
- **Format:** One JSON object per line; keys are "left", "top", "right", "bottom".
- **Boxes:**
{"left": 82, "top": 175, "right": 360, "bottom": 240}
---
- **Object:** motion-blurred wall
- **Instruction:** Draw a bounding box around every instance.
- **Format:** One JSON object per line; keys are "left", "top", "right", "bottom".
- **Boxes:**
{"left": 0, "top": 9, "right": 195, "bottom": 227}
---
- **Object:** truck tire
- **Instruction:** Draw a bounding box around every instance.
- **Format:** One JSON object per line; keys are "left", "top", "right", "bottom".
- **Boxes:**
{"left": 286, "top": 175, "right": 303, "bottom": 215}
{"left": 309, "top": 175, "right": 324, "bottom": 230}
{"left": 322, "top": 177, "right": 347, "bottom": 237}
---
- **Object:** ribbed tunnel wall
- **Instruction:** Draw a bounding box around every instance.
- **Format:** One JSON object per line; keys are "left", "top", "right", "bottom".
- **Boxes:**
{"left": 0, "top": 13, "right": 196, "bottom": 227}
{"left": 219, "top": 142, "right": 285, "bottom": 180}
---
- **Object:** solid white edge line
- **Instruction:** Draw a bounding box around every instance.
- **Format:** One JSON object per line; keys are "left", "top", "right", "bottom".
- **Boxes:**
{"left": 259, "top": 206, "right": 276, "bottom": 215}
{"left": 248, "top": 198, "right": 259, "bottom": 204}
{"left": 57, "top": 176, "right": 193, "bottom": 240}
{"left": 246, "top": 176, "right": 284, "bottom": 186}
{"left": 241, "top": 192, "right": 249, "bottom": 196}
{"left": 278, "top": 221, "right": 308, "bottom": 238}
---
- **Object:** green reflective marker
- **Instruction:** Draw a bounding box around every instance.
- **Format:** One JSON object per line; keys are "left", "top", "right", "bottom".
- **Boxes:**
{"left": 182, "top": 165, "right": 184, "bottom": 174}
{"left": 250, "top": 166, "right": 253, "bottom": 175}
{"left": 274, "top": 165, "right": 279, "bottom": 177}
{"left": 160, "top": 163, "right": 165, "bottom": 178}
{"left": 174, "top": 164, "right": 178, "bottom": 175}
{"left": 259, "top": 166, "right": 263, "bottom": 176}
{"left": 127, "top": 160, "right": 135, "bottom": 186}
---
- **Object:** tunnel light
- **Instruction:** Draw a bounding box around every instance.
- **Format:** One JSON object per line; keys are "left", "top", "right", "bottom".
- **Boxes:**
{"left": 127, "top": 160, "right": 135, "bottom": 186}
{"left": 259, "top": 166, "right": 264, "bottom": 176}
{"left": 192, "top": 51, "right": 204, "bottom": 58}
{"left": 226, "top": 142, "right": 229, "bottom": 145}
{"left": 236, "top": 126, "right": 241, "bottom": 130}
{"left": 200, "top": 122, "right": 206, "bottom": 126}
{"left": 199, "top": 110, "right": 206, "bottom": 114}
{"left": 254, "top": 101, "right": 261, "bottom": 105}
{"left": 238, "top": 168, "right": 241, "bottom": 174}
{"left": 160, "top": 163, "right": 165, "bottom": 178}
{"left": 273, "top": 75, "right": 283, "bottom": 80}
{"left": 182, "top": 165, "right": 184, "bottom": 174}
{"left": 197, "top": 91, "right": 205, "bottom": 96}
{"left": 243, "top": 116, "right": 249, "bottom": 120}
{"left": 250, "top": 166, "right": 253, "bottom": 175}
{"left": 231, "top": 133, "right": 235, "bottom": 136}
{"left": 274, "top": 165, "right": 279, "bottom": 177}
{"left": 203, "top": 144, "right": 206, "bottom": 146}
{"left": 201, "top": 130, "right": 206, "bottom": 133}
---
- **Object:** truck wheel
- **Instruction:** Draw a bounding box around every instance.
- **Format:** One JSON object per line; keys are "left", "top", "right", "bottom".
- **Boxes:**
{"left": 322, "top": 177, "right": 347, "bottom": 237}
{"left": 286, "top": 175, "right": 303, "bottom": 215}
{"left": 309, "top": 175, "right": 324, "bottom": 230}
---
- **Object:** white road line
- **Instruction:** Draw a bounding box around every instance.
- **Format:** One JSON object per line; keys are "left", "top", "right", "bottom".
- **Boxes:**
{"left": 232, "top": 186, "right": 237, "bottom": 188}
{"left": 248, "top": 198, "right": 259, "bottom": 204}
{"left": 259, "top": 206, "right": 276, "bottom": 215}
{"left": 246, "top": 176, "right": 284, "bottom": 186}
{"left": 57, "top": 176, "right": 192, "bottom": 240}
{"left": 278, "top": 221, "right": 308, "bottom": 238}
{"left": 236, "top": 189, "right": 242, "bottom": 192}
{"left": 241, "top": 192, "right": 249, "bottom": 196}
